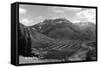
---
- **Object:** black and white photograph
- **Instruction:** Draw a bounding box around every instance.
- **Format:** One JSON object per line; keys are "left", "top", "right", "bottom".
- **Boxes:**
{"left": 17, "top": 3, "right": 97, "bottom": 64}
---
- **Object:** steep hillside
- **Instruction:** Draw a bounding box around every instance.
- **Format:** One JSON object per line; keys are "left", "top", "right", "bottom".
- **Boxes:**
{"left": 75, "top": 22, "right": 96, "bottom": 40}
{"left": 33, "top": 18, "right": 95, "bottom": 41}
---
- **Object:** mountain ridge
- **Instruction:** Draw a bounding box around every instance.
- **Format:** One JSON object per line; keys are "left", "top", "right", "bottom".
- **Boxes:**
{"left": 32, "top": 18, "right": 95, "bottom": 41}
{"left": 18, "top": 18, "right": 96, "bottom": 61}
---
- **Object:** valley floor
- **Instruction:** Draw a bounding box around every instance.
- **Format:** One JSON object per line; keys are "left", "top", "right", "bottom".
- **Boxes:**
{"left": 19, "top": 56, "right": 63, "bottom": 64}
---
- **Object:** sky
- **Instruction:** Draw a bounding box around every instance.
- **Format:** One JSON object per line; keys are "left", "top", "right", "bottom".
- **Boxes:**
{"left": 19, "top": 4, "right": 96, "bottom": 26}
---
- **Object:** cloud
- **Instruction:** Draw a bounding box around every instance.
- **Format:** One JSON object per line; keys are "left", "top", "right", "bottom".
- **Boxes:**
{"left": 19, "top": 8, "right": 27, "bottom": 14}
{"left": 73, "top": 20, "right": 81, "bottom": 23}
{"left": 75, "top": 9, "right": 96, "bottom": 24}
{"left": 33, "top": 16, "right": 45, "bottom": 23}
{"left": 35, "top": 16, "right": 44, "bottom": 20}
{"left": 53, "top": 10, "right": 64, "bottom": 13}
{"left": 20, "top": 16, "right": 45, "bottom": 26}
{"left": 20, "top": 18, "right": 33, "bottom": 26}
{"left": 49, "top": 7, "right": 65, "bottom": 13}
{"left": 62, "top": 7, "right": 82, "bottom": 11}
{"left": 49, "top": 7, "right": 82, "bottom": 13}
